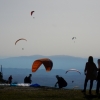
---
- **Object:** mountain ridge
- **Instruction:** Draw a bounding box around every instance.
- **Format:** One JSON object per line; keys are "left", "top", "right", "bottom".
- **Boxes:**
{"left": 0, "top": 55, "right": 98, "bottom": 69}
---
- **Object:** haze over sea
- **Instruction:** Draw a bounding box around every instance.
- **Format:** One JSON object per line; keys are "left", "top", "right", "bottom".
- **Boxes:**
{"left": 0, "top": 55, "right": 99, "bottom": 90}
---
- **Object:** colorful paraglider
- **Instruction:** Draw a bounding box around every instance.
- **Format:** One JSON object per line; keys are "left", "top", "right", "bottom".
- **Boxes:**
{"left": 15, "top": 38, "right": 27, "bottom": 45}
{"left": 65, "top": 69, "right": 81, "bottom": 74}
{"left": 32, "top": 58, "right": 53, "bottom": 72}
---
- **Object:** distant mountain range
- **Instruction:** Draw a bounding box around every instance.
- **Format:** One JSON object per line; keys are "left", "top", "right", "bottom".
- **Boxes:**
{"left": 0, "top": 55, "right": 98, "bottom": 69}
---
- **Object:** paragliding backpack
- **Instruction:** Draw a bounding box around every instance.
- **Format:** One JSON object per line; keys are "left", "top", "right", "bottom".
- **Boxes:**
{"left": 60, "top": 77, "right": 67, "bottom": 87}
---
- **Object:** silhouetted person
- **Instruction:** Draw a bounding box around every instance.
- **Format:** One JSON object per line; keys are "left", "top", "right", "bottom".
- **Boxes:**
{"left": 96, "top": 59, "right": 100, "bottom": 94}
{"left": 82, "top": 56, "right": 97, "bottom": 94}
{"left": 24, "top": 76, "right": 28, "bottom": 83}
{"left": 55, "top": 75, "right": 67, "bottom": 88}
{"left": 27, "top": 74, "right": 32, "bottom": 84}
{"left": 8, "top": 75, "right": 12, "bottom": 84}
{"left": 0, "top": 72, "right": 3, "bottom": 82}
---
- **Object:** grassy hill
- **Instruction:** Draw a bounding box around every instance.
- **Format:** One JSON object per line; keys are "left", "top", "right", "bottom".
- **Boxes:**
{"left": 0, "top": 86, "right": 100, "bottom": 100}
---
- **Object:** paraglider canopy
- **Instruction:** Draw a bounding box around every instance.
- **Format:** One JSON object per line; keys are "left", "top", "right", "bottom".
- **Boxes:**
{"left": 72, "top": 37, "right": 76, "bottom": 43}
{"left": 32, "top": 58, "right": 53, "bottom": 72}
{"left": 15, "top": 38, "right": 27, "bottom": 45}
{"left": 72, "top": 37, "right": 76, "bottom": 40}
{"left": 65, "top": 69, "right": 81, "bottom": 74}
{"left": 31, "top": 11, "right": 35, "bottom": 16}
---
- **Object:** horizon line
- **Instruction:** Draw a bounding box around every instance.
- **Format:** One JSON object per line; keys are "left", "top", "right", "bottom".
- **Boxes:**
{"left": 0, "top": 54, "right": 99, "bottom": 59}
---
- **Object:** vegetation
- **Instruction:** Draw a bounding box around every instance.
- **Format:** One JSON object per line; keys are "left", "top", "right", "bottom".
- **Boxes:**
{"left": 0, "top": 86, "right": 100, "bottom": 100}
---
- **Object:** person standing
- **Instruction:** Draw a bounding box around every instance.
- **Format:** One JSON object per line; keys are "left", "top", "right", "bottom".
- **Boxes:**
{"left": 8, "top": 75, "right": 13, "bottom": 84}
{"left": 0, "top": 72, "right": 3, "bottom": 82}
{"left": 96, "top": 59, "right": 100, "bottom": 94}
{"left": 82, "top": 56, "right": 97, "bottom": 94}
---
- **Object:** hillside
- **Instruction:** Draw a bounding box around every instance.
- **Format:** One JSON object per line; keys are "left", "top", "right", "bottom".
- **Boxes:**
{"left": 0, "top": 86, "right": 100, "bottom": 100}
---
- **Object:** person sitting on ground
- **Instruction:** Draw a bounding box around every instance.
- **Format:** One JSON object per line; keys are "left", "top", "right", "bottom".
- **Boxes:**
{"left": 55, "top": 75, "right": 67, "bottom": 89}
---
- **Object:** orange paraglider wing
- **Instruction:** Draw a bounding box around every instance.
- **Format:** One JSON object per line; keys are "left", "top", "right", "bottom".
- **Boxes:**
{"left": 31, "top": 11, "right": 35, "bottom": 16}
{"left": 32, "top": 58, "right": 53, "bottom": 72}
{"left": 15, "top": 38, "right": 27, "bottom": 45}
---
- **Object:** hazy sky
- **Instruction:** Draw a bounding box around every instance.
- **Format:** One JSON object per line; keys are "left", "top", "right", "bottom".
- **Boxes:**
{"left": 0, "top": 0, "right": 100, "bottom": 58}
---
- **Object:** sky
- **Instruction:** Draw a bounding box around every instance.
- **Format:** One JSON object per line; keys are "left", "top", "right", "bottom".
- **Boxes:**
{"left": 0, "top": 0, "right": 100, "bottom": 58}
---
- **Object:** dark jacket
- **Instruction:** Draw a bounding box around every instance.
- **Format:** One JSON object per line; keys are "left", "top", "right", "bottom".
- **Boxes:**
{"left": 85, "top": 62, "right": 97, "bottom": 80}
{"left": 97, "top": 69, "right": 100, "bottom": 80}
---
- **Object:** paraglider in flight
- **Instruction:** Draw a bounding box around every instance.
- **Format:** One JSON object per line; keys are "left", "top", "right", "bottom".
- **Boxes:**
{"left": 31, "top": 11, "right": 35, "bottom": 16}
{"left": 72, "top": 37, "right": 76, "bottom": 40}
{"left": 32, "top": 58, "right": 53, "bottom": 72}
{"left": 15, "top": 38, "right": 27, "bottom": 45}
{"left": 65, "top": 69, "right": 81, "bottom": 74}
{"left": 72, "top": 37, "right": 76, "bottom": 43}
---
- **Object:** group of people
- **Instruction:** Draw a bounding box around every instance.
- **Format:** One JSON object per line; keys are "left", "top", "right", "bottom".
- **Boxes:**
{"left": 0, "top": 74, "right": 32, "bottom": 84}
{"left": 9, "top": 74, "right": 32, "bottom": 84}
{"left": 82, "top": 56, "right": 100, "bottom": 95}
{"left": 0, "top": 73, "right": 12, "bottom": 84}
{"left": 54, "top": 56, "right": 100, "bottom": 95}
